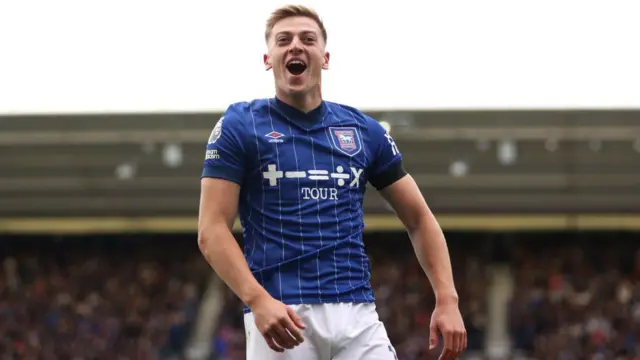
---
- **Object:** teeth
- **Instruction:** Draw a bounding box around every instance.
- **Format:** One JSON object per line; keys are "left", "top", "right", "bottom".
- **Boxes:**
{"left": 288, "top": 60, "right": 305, "bottom": 66}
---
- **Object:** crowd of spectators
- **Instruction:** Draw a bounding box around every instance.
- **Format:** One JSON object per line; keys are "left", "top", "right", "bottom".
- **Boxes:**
{"left": 2, "top": 232, "right": 638, "bottom": 360}
{"left": 0, "top": 235, "right": 210, "bottom": 360}
{"left": 509, "top": 235, "right": 640, "bottom": 359}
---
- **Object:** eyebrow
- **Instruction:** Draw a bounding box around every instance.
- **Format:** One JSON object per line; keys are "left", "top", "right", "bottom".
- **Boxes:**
{"left": 275, "top": 30, "right": 317, "bottom": 38}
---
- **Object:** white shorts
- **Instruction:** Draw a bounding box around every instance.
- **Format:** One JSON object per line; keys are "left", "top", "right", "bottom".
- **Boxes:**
{"left": 243, "top": 302, "right": 398, "bottom": 360}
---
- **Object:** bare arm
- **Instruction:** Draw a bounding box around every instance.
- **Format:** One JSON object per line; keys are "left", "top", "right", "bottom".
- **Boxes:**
{"left": 380, "top": 174, "right": 458, "bottom": 304}
{"left": 197, "top": 177, "right": 269, "bottom": 307}
{"left": 370, "top": 119, "right": 465, "bottom": 355}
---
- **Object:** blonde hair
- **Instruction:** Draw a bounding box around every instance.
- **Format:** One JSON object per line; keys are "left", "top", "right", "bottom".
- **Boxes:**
{"left": 265, "top": 5, "right": 327, "bottom": 43}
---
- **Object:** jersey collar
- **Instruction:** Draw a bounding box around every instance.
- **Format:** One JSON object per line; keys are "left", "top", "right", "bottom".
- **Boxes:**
{"left": 271, "top": 97, "right": 329, "bottom": 129}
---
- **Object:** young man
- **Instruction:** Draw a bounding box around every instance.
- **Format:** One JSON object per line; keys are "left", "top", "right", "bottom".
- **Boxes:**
{"left": 198, "top": 5, "right": 466, "bottom": 360}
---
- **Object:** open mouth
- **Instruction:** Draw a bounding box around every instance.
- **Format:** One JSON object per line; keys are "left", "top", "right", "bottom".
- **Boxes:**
{"left": 286, "top": 60, "right": 307, "bottom": 76}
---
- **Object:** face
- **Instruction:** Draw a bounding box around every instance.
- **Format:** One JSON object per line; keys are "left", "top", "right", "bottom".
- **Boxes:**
{"left": 264, "top": 16, "right": 330, "bottom": 96}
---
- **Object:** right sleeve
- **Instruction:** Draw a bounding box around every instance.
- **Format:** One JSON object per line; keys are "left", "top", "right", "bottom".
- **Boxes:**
{"left": 201, "top": 104, "right": 247, "bottom": 185}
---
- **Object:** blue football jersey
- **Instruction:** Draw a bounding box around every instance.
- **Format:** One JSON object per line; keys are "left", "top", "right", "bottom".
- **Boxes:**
{"left": 202, "top": 97, "right": 403, "bottom": 309}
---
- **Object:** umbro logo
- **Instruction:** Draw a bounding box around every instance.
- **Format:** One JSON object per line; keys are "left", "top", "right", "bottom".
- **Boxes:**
{"left": 265, "top": 131, "right": 285, "bottom": 143}
{"left": 265, "top": 131, "right": 284, "bottom": 139}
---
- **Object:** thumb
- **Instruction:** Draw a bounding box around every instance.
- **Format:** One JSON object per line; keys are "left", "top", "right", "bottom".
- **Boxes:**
{"left": 429, "top": 323, "right": 439, "bottom": 350}
{"left": 287, "top": 307, "right": 306, "bottom": 329}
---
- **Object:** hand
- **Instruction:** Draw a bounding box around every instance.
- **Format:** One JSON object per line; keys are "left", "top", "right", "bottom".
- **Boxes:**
{"left": 249, "top": 294, "right": 306, "bottom": 353}
{"left": 429, "top": 302, "right": 467, "bottom": 360}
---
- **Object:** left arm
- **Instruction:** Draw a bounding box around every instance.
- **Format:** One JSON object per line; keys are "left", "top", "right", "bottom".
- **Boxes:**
{"left": 366, "top": 116, "right": 466, "bottom": 357}
{"left": 364, "top": 117, "right": 458, "bottom": 303}
{"left": 379, "top": 175, "right": 458, "bottom": 304}
{"left": 379, "top": 173, "right": 466, "bottom": 357}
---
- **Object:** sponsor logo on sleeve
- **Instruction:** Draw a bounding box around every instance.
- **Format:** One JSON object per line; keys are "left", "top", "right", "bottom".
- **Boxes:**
{"left": 205, "top": 149, "right": 220, "bottom": 160}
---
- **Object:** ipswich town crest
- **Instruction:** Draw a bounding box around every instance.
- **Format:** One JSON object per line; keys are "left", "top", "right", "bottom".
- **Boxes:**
{"left": 329, "top": 127, "right": 362, "bottom": 156}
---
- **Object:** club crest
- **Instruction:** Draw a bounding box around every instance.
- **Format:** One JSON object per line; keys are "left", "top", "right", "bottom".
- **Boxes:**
{"left": 329, "top": 127, "right": 362, "bottom": 156}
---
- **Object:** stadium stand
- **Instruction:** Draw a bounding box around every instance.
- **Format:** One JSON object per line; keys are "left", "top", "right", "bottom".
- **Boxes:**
{"left": 1, "top": 233, "right": 490, "bottom": 360}
{"left": 0, "top": 235, "right": 209, "bottom": 360}
{"left": 508, "top": 235, "right": 640, "bottom": 359}
{"left": 2, "top": 233, "right": 639, "bottom": 359}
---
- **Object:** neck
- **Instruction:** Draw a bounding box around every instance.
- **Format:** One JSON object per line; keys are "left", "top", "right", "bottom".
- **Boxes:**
{"left": 276, "top": 86, "right": 323, "bottom": 113}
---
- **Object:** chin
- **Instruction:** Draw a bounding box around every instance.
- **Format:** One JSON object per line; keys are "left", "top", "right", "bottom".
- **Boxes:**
{"left": 284, "top": 83, "right": 311, "bottom": 96}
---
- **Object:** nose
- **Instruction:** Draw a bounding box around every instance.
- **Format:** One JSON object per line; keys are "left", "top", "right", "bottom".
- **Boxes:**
{"left": 288, "top": 37, "right": 303, "bottom": 55}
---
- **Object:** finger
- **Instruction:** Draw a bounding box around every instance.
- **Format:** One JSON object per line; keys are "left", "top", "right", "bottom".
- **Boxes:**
{"left": 268, "top": 328, "right": 295, "bottom": 350}
{"left": 269, "top": 323, "right": 297, "bottom": 349}
{"left": 446, "top": 328, "right": 455, "bottom": 350}
{"left": 443, "top": 331, "right": 456, "bottom": 359}
{"left": 287, "top": 306, "right": 306, "bottom": 329}
{"left": 462, "top": 329, "right": 468, "bottom": 352}
{"left": 450, "top": 329, "right": 461, "bottom": 354}
{"left": 429, "top": 325, "right": 439, "bottom": 350}
{"left": 264, "top": 334, "right": 284, "bottom": 353}
{"left": 281, "top": 316, "right": 305, "bottom": 344}
{"left": 455, "top": 329, "right": 466, "bottom": 354}
{"left": 438, "top": 348, "right": 456, "bottom": 360}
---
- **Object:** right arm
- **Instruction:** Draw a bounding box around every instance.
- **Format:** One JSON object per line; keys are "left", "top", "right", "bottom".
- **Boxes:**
{"left": 197, "top": 109, "right": 268, "bottom": 306}
{"left": 197, "top": 177, "right": 269, "bottom": 307}
{"left": 197, "top": 107, "right": 304, "bottom": 352}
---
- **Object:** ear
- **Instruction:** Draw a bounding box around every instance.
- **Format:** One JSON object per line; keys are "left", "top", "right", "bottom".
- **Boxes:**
{"left": 264, "top": 54, "right": 272, "bottom": 71}
{"left": 322, "top": 52, "right": 330, "bottom": 70}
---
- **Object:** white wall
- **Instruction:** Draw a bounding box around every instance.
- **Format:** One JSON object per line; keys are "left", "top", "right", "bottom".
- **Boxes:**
{"left": 1, "top": 0, "right": 639, "bottom": 114}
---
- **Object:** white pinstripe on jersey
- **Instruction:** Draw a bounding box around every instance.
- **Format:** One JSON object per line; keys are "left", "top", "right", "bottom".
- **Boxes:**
{"left": 266, "top": 105, "right": 286, "bottom": 301}
{"left": 248, "top": 107, "right": 265, "bottom": 286}
{"left": 286, "top": 121, "right": 305, "bottom": 304}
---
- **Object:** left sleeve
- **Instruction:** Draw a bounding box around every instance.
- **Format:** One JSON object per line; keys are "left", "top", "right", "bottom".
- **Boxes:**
{"left": 367, "top": 117, "right": 408, "bottom": 191}
{"left": 201, "top": 104, "right": 248, "bottom": 185}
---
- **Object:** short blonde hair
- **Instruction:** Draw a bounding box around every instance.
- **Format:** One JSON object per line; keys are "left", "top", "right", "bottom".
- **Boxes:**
{"left": 265, "top": 5, "right": 327, "bottom": 44}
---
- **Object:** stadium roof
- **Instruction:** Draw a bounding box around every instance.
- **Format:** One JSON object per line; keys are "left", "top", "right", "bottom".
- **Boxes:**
{"left": 1, "top": 110, "right": 640, "bottom": 222}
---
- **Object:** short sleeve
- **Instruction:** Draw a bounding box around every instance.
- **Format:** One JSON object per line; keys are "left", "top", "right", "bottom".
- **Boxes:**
{"left": 201, "top": 104, "right": 247, "bottom": 185}
{"left": 367, "top": 117, "right": 405, "bottom": 190}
